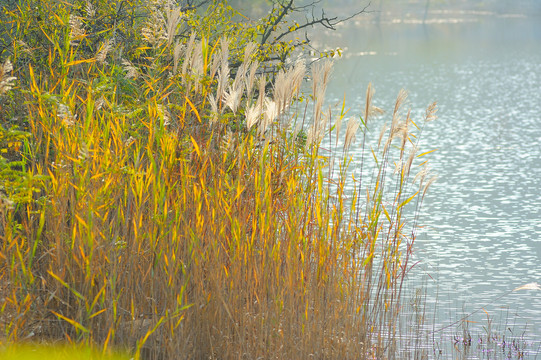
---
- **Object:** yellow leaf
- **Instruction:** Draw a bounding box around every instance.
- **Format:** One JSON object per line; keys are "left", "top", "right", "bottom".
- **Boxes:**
{"left": 417, "top": 149, "right": 437, "bottom": 158}
{"left": 185, "top": 96, "right": 201, "bottom": 123}
{"left": 398, "top": 191, "right": 419, "bottom": 210}
{"left": 382, "top": 204, "right": 391, "bottom": 223}
{"left": 66, "top": 59, "right": 95, "bottom": 67}
{"left": 51, "top": 311, "right": 89, "bottom": 333}
{"left": 88, "top": 308, "right": 107, "bottom": 319}
{"left": 190, "top": 136, "right": 201, "bottom": 158}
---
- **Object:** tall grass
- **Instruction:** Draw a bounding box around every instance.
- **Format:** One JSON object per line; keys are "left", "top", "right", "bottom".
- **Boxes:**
{"left": 0, "top": 1, "right": 437, "bottom": 359}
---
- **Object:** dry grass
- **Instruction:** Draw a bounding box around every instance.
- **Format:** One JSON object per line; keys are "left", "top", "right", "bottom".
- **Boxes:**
{"left": 0, "top": 1, "right": 438, "bottom": 359}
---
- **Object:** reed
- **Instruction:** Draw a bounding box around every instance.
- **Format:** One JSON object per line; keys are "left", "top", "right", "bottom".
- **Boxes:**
{"left": 0, "top": 1, "right": 437, "bottom": 359}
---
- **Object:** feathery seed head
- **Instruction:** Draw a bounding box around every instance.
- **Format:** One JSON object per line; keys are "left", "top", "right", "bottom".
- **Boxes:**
{"left": 192, "top": 41, "right": 204, "bottom": 74}
{"left": 404, "top": 144, "right": 417, "bottom": 177}
{"left": 16, "top": 40, "right": 31, "bottom": 54}
{"left": 58, "top": 103, "right": 76, "bottom": 127}
{"left": 245, "top": 60, "right": 259, "bottom": 100}
{"left": 273, "top": 69, "right": 288, "bottom": 113}
{"left": 95, "top": 97, "right": 105, "bottom": 111}
{"left": 122, "top": 59, "right": 138, "bottom": 79}
{"left": 389, "top": 121, "right": 407, "bottom": 144}
{"left": 344, "top": 117, "right": 360, "bottom": 151}
{"left": 334, "top": 116, "right": 343, "bottom": 146}
{"left": 513, "top": 282, "right": 541, "bottom": 291}
{"left": 305, "top": 127, "right": 315, "bottom": 148}
{"left": 0, "top": 194, "right": 15, "bottom": 211}
{"left": 311, "top": 60, "right": 332, "bottom": 98}
{"left": 210, "top": 47, "right": 222, "bottom": 80}
{"left": 364, "top": 83, "right": 374, "bottom": 123}
{"left": 166, "top": 6, "right": 184, "bottom": 47}
{"left": 173, "top": 41, "right": 184, "bottom": 74}
{"left": 292, "top": 122, "right": 303, "bottom": 140}
{"left": 275, "top": 60, "right": 306, "bottom": 114}
{"left": 413, "top": 165, "right": 430, "bottom": 186}
{"left": 311, "top": 62, "right": 332, "bottom": 131}
{"left": 223, "top": 86, "right": 242, "bottom": 115}
{"left": 306, "top": 107, "right": 330, "bottom": 148}
{"left": 321, "top": 60, "right": 333, "bottom": 89}
{"left": 124, "top": 136, "right": 136, "bottom": 147}
{"left": 392, "top": 89, "right": 408, "bottom": 126}
{"left": 85, "top": 1, "right": 96, "bottom": 18}
{"left": 208, "top": 93, "right": 218, "bottom": 113}
{"left": 181, "top": 33, "right": 197, "bottom": 79}
{"left": 313, "top": 95, "right": 325, "bottom": 129}
{"left": 207, "top": 93, "right": 219, "bottom": 125}
{"left": 260, "top": 98, "right": 278, "bottom": 134}
{"left": 157, "top": 104, "right": 171, "bottom": 126}
{"left": 191, "top": 44, "right": 205, "bottom": 92}
{"left": 399, "top": 110, "right": 412, "bottom": 158}
{"left": 96, "top": 39, "right": 112, "bottom": 65}
{"left": 243, "top": 42, "right": 258, "bottom": 64}
{"left": 0, "top": 58, "right": 16, "bottom": 95}
{"left": 363, "top": 83, "right": 384, "bottom": 124}
{"left": 256, "top": 76, "right": 266, "bottom": 109}
{"left": 232, "top": 61, "right": 247, "bottom": 96}
{"left": 377, "top": 123, "right": 388, "bottom": 149}
{"left": 220, "top": 37, "right": 230, "bottom": 71}
{"left": 245, "top": 103, "right": 262, "bottom": 130}
{"left": 69, "top": 15, "right": 85, "bottom": 45}
{"left": 425, "top": 101, "right": 438, "bottom": 122}
{"left": 423, "top": 175, "right": 438, "bottom": 198}
{"left": 78, "top": 142, "right": 89, "bottom": 161}
{"left": 141, "top": 9, "right": 167, "bottom": 47}
{"left": 220, "top": 130, "right": 235, "bottom": 153}
{"left": 369, "top": 105, "right": 385, "bottom": 118}
{"left": 217, "top": 67, "right": 230, "bottom": 108}
{"left": 290, "top": 60, "right": 306, "bottom": 95}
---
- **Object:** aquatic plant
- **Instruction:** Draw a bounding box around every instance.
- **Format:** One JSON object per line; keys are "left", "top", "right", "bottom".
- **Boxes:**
{"left": 0, "top": 1, "right": 437, "bottom": 358}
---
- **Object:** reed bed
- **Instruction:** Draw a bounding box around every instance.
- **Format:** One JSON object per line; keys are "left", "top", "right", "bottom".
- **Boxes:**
{"left": 0, "top": 1, "right": 437, "bottom": 358}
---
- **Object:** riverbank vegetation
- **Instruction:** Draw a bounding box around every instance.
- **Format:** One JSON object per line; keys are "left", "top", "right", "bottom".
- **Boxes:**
{"left": 0, "top": 1, "right": 437, "bottom": 358}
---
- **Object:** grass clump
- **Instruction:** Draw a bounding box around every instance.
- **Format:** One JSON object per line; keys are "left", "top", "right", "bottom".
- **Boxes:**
{"left": 0, "top": 0, "right": 437, "bottom": 358}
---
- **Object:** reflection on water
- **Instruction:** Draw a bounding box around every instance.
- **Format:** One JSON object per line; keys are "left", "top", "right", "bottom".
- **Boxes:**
{"left": 315, "top": 4, "right": 541, "bottom": 354}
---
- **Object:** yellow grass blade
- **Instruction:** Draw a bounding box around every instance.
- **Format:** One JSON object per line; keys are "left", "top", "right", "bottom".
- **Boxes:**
{"left": 51, "top": 311, "right": 89, "bottom": 333}
{"left": 417, "top": 149, "right": 437, "bottom": 158}
{"left": 398, "top": 191, "right": 419, "bottom": 210}
{"left": 185, "top": 96, "right": 202, "bottom": 123}
{"left": 190, "top": 136, "right": 202, "bottom": 158}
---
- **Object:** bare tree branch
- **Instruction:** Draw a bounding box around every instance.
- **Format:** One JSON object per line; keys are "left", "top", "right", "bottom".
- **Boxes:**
{"left": 271, "top": 2, "right": 372, "bottom": 44}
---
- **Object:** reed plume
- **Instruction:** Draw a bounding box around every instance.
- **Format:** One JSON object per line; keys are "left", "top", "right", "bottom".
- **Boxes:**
{"left": 0, "top": 58, "right": 16, "bottom": 95}
{"left": 344, "top": 117, "right": 359, "bottom": 151}
{"left": 96, "top": 39, "right": 112, "bottom": 65}
{"left": 69, "top": 15, "right": 85, "bottom": 45}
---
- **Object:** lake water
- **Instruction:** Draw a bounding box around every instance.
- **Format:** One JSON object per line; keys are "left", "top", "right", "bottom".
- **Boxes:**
{"left": 313, "top": 2, "right": 541, "bottom": 356}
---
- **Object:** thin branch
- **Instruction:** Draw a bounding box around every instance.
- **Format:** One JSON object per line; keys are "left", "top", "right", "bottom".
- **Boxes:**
{"left": 270, "top": 2, "right": 372, "bottom": 45}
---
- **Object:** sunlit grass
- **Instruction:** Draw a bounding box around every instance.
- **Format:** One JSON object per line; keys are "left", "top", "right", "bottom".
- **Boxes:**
{"left": 0, "top": 344, "right": 129, "bottom": 360}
